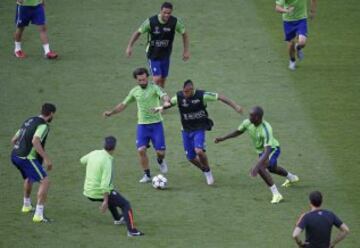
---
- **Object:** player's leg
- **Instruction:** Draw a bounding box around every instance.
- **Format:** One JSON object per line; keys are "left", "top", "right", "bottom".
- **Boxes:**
{"left": 258, "top": 166, "right": 283, "bottom": 204}
{"left": 108, "top": 190, "right": 144, "bottom": 236}
{"left": 158, "top": 58, "right": 170, "bottom": 88}
{"left": 11, "top": 154, "right": 34, "bottom": 212}
{"left": 33, "top": 4, "right": 57, "bottom": 59}
{"left": 295, "top": 19, "right": 308, "bottom": 61}
{"left": 136, "top": 124, "right": 152, "bottom": 183}
{"left": 283, "top": 21, "right": 297, "bottom": 70}
{"left": 14, "top": 5, "right": 29, "bottom": 58}
{"left": 182, "top": 130, "right": 200, "bottom": 168}
{"left": 193, "top": 130, "right": 214, "bottom": 185}
{"left": 148, "top": 59, "right": 165, "bottom": 88}
{"left": 22, "top": 159, "right": 51, "bottom": 222}
{"left": 151, "top": 122, "right": 168, "bottom": 173}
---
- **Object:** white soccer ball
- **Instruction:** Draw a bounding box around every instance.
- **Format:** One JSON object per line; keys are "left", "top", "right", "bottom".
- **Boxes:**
{"left": 152, "top": 174, "right": 168, "bottom": 189}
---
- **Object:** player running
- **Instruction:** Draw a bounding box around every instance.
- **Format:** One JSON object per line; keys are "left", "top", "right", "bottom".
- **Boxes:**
{"left": 126, "top": 2, "right": 190, "bottom": 88}
{"left": 275, "top": 0, "right": 317, "bottom": 70}
{"left": 81, "top": 136, "right": 144, "bottom": 237}
{"left": 103, "top": 67, "right": 171, "bottom": 183}
{"left": 214, "top": 106, "right": 299, "bottom": 204}
{"left": 154, "top": 79, "right": 243, "bottom": 185}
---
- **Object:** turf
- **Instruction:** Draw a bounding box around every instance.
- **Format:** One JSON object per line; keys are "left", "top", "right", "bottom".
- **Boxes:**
{"left": 0, "top": 0, "right": 359, "bottom": 247}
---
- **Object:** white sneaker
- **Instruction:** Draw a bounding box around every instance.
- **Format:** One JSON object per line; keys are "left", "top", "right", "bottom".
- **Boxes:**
{"left": 114, "top": 217, "right": 125, "bottom": 225}
{"left": 204, "top": 171, "right": 214, "bottom": 185}
{"left": 158, "top": 160, "right": 168, "bottom": 174}
{"left": 139, "top": 174, "right": 151, "bottom": 183}
{"left": 288, "top": 60, "right": 296, "bottom": 70}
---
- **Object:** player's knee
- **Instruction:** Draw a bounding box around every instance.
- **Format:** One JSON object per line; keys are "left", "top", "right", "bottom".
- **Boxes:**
{"left": 138, "top": 147, "right": 147, "bottom": 156}
{"left": 156, "top": 150, "right": 165, "bottom": 159}
{"left": 195, "top": 148, "right": 205, "bottom": 157}
{"left": 39, "top": 25, "right": 47, "bottom": 32}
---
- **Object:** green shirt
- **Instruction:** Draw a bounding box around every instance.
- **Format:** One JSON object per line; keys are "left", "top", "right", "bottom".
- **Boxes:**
{"left": 170, "top": 91, "right": 218, "bottom": 105}
{"left": 122, "top": 83, "right": 167, "bottom": 124}
{"left": 80, "top": 149, "right": 114, "bottom": 199}
{"left": 17, "top": 124, "right": 49, "bottom": 160}
{"left": 138, "top": 15, "right": 186, "bottom": 34}
{"left": 276, "top": 0, "right": 308, "bottom": 21}
{"left": 238, "top": 119, "right": 280, "bottom": 154}
{"left": 18, "top": 0, "right": 43, "bottom": 6}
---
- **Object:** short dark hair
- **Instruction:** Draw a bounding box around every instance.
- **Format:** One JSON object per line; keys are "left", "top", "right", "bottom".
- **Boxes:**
{"left": 252, "top": 106, "right": 264, "bottom": 118}
{"left": 41, "top": 103, "right": 56, "bottom": 116}
{"left": 309, "top": 191, "right": 323, "bottom": 207}
{"left": 161, "top": 2, "right": 173, "bottom": 9}
{"left": 104, "top": 136, "right": 117, "bottom": 151}
{"left": 133, "top": 67, "right": 149, "bottom": 79}
{"left": 183, "top": 79, "right": 193, "bottom": 88}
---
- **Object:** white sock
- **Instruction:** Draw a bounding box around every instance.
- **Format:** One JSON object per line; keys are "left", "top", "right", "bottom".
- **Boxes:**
{"left": 15, "top": 42, "right": 22, "bottom": 52}
{"left": 286, "top": 172, "right": 296, "bottom": 181}
{"left": 269, "top": 184, "right": 280, "bottom": 195}
{"left": 35, "top": 204, "right": 44, "bottom": 217}
{"left": 43, "top": 43, "right": 50, "bottom": 54}
{"left": 23, "top": 197, "right": 31, "bottom": 207}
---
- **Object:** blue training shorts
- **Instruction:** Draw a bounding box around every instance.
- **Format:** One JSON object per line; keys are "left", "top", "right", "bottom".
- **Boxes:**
{"left": 283, "top": 18, "right": 307, "bottom": 41}
{"left": 15, "top": 4, "right": 46, "bottom": 27}
{"left": 148, "top": 58, "right": 170, "bottom": 78}
{"left": 259, "top": 147, "right": 281, "bottom": 168}
{"left": 136, "top": 122, "right": 166, "bottom": 150}
{"left": 11, "top": 153, "right": 47, "bottom": 182}
{"left": 181, "top": 129, "right": 206, "bottom": 160}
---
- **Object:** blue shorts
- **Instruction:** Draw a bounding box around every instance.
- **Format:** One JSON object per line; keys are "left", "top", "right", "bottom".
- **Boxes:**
{"left": 259, "top": 147, "right": 281, "bottom": 168}
{"left": 136, "top": 122, "right": 166, "bottom": 150}
{"left": 181, "top": 130, "right": 206, "bottom": 160}
{"left": 11, "top": 153, "right": 47, "bottom": 182}
{"left": 148, "top": 58, "right": 170, "bottom": 78}
{"left": 15, "top": 4, "right": 46, "bottom": 27}
{"left": 283, "top": 19, "right": 307, "bottom": 41}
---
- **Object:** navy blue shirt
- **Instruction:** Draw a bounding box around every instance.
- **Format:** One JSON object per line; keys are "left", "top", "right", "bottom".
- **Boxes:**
{"left": 297, "top": 209, "right": 343, "bottom": 248}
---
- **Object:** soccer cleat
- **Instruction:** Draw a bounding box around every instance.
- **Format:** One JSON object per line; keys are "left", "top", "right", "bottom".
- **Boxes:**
{"left": 271, "top": 194, "right": 284, "bottom": 204}
{"left": 14, "top": 50, "right": 26, "bottom": 58}
{"left": 295, "top": 44, "right": 304, "bottom": 61}
{"left": 204, "top": 171, "right": 214, "bottom": 185}
{"left": 139, "top": 174, "right": 151, "bottom": 183}
{"left": 114, "top": 217, "right": 125, "bottom": 225}
{"left": 33, "top": 215, "right": 52, "bottom": 223}
{"left": 288, "top": 60, "right": 296, "bottom": 70}
{"left": 158, "top": 160, "right": 168, "bottom": 174}
{"left": 45, "top": 51, "right": 58, "bottom": 59}
{"left": 21, "top": 205, "right": 34, "bottom": 213}
{"left": 282, "top": 175, "right": 300, "bottom": 187}
{"left": 127, "top": 229, "right": 144, "bottom": 237}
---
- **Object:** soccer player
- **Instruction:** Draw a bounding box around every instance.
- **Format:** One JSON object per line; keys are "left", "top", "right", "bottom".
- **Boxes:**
{"left": 293, "top": 191, "right": 350, "bottom": 247}
{"left": 126, "top": 2, "right": 190, "bottom": 88}
{"left": 80, "top": 136, "right": 144, "bottom": 237}
{"left": 103, "top": 67, "right": 171, "bottom": 183}
{"left": 275, "top": 0, "right": 317, "bottom": 70}
{"left": 10, "top": 103, "right": 56, "bottom": 222}
{"left": 14, "top": 0, "right": 58, "bottom": 59}
{"left": 154, "top": 80, "right": 243, "bottom": 185}
{"left": 214, "top": 106, "right": 299, "bottom": 204}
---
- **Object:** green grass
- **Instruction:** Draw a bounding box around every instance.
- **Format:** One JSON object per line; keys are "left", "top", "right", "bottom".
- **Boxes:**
{"left": 0, "top": 0, "right": 359, "bottom": 247}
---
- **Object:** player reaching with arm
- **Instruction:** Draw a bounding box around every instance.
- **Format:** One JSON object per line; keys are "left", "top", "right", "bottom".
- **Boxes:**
{"left": 214, "top": 106, "right": 299, "bottom": 204}
{"left": 103, "top": 67, "right": 171, "bottom": 183}
{"left": 126, "top": 2, "right": 190, "bottom": 88}
{"left": 154, "top": 79, "right": 243, "bottom": 185}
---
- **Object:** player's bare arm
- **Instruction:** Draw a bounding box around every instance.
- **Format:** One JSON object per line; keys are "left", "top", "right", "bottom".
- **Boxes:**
{"left": 126, "top": 31, "right": 141, "bottom": 57}
{"left": 32, "top": 136, "right": 52, "bottom": 171}
{"left": 100, "top": 192, "right": 109, "bottom": 213}
{"left": 292, "top": 226, "right": 307, "bottom": 247}
{"left": 217, "top": 94, "right": 243, "bottom": 114}
{"left": 103, "top": 103, "right": 127, "bottom": 117}
{"left": 309, "top": 0, "right": 317, "bottom": 20}
{"left": 11, "top": 132, "right": 19, "bottom": 145}
{"left": 214, "top": 130, "right": 243, "bottom": 143}
{"left": 330, "top": 223, "right": 350, "bottom": 247}
{"left": 182, "top": 32, "right": 190, "bottom": 61}
{"left": 251, "top": 146, "right": 271, "bottom": 177}
{"left": 275, "top": 4, "right": 294, "bottom": 14}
